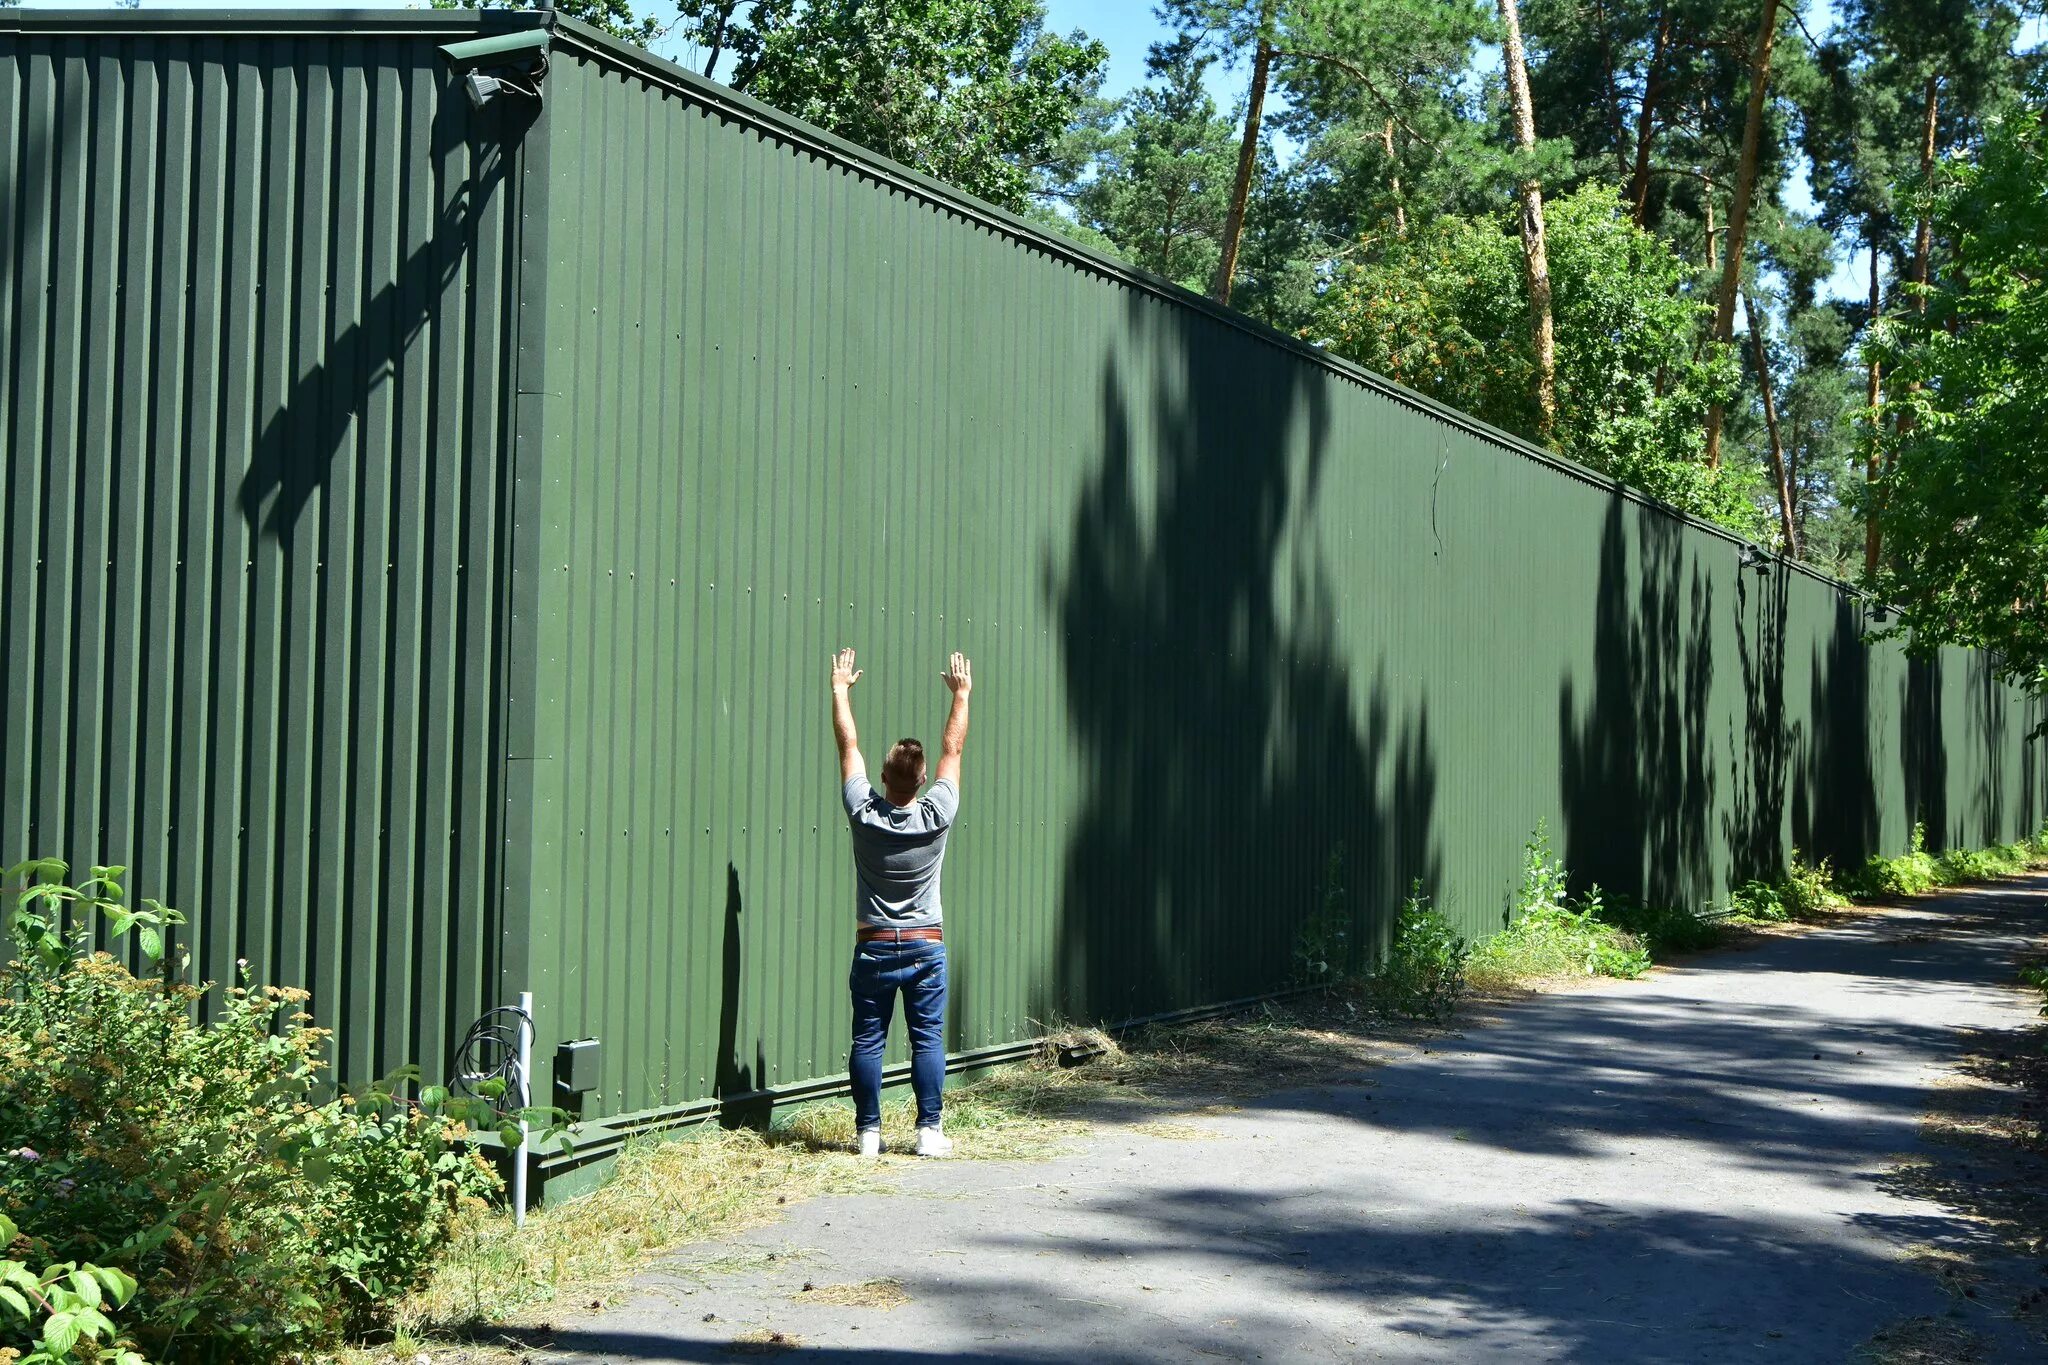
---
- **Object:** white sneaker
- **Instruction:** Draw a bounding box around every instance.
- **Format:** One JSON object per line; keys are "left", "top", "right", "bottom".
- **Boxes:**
{"left": 915, "top": 1125, "right": 954, "bottom": 1158}
{"left": 857, "top": 1128, "right": 882, "bottom": 1158}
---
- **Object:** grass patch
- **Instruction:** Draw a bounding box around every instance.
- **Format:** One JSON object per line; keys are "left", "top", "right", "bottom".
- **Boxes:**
{"left": 727, "top": 1328, "right": 803, "bottom": 1354}
{"left": 1129, "top": 1120, "right": 1226, "bottom": 1140}
{"left": 797, "top": 1278, "right": 910, "bottom": 1309}
{"left": 1855, "top": 1314, "right": 1989, "bottom": 1364}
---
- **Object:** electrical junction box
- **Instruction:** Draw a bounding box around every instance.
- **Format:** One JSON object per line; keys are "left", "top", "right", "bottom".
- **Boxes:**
{"left": 555, "top": 1038, "right": 602, "bottom": 1097}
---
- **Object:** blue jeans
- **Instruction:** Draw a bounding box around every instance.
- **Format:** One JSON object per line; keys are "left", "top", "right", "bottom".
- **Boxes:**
{"left": 848, "top": 938, "right": 947, "bottom": 1130}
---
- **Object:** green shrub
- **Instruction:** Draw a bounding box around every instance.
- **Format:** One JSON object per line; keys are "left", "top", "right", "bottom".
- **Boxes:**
{"left": 1728, "top": 879, "right": 1792, "bottom": 922}
{"left": 1843, "top": 824, "right": 1940, "bottom": 898}
{"left": 1595, "top": 892, "right": 1725, "bottom": 952}
{"left": 0, "top": 859, "right": 501, "bottom": 1363}
{"left": 1469, "top": 826, "right": 1651, "bottom": 985}
{"left": 1728, "top": 851, "right": 1847, "bottom": 923}
{"left": 1930, "top": 842, "right": 2031, "bottom": 885}
{"left": 1362, "top": 883, "right": 1469, "bottom": 1021}
{"left": 1782, "top": 851, "right": 1848, "bottom": 915}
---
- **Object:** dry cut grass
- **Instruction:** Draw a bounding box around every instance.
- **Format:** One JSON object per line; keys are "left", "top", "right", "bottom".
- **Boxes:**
{"left": 395, "top": 1126, "right": 883, "bottom": 1343}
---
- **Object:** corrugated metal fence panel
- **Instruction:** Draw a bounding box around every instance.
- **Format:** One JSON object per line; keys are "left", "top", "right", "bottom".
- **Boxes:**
{"left": 0, "top": 19, "right": 524, "bottom": 1088}
{"left": 520, "top": 36, "right": 2048, "bottom": 1126}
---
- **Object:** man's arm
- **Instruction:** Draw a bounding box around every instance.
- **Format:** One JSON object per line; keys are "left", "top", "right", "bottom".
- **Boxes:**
{"left": 831, "top": 647, "right": 865, "bottom": 783}
{"left": 936, "top": 651, "right": 971, "bottom": 788}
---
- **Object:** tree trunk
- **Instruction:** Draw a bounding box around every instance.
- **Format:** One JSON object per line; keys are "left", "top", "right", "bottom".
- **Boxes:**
{"left": 1498, "top": 0, "right": 1558, "bottom": 444}
{"left": 1628, "top": 9, "right": 1673, "bottom": 226}
{"left": 1912, "top": 75, "right": 1939, "bottom": 315}
{"left": 1702, "top": 0, "right": 1781, "bottom": 471}
{"left": 1863, "top": 236, "right": 1883, "bottom": 578}
{"left": 1703, "top": 170, "right": 1717, "bottom": 273}
{"left": 1382, "top": 118, "right": 1407, "bottom": 236}
{"left": 1211, "top": 35, "right": 1273, "bottom": 305}
{"left": 1745, "top": 291, "right": 1798, "bottom": 556}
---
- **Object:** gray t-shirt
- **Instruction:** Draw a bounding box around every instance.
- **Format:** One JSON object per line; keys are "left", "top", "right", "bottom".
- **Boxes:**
{"left": 843, "top": 774, "right": 958, "bottom": 928}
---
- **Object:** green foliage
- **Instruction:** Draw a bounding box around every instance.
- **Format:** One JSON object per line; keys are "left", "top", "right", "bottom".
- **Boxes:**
{"left": 2021, "top": 961, "right": 2048, "bottom": 1018}
{"left": 1593, "top": 893, "right": 1725, "bottom": 954}
{"left": 0, "top": 859, "right": 503, "bottom": 1363}
{"left": 0, "top": 1213, "right": 147, "bottom": 1365}
{"left": 1362, "top": 883, "right": 1470, "bottom": 1021}
{"left": 431, "top": 0, "right": 662, "bottom": 46}
{"left": 1929, "top": 841, "right": 2034, "bottom": 885}
{"left": 676, "top": 0, "right": 1108, "bottom": 212}
{"left": 1728, "top": 878, "right": 1794, "bottom": 922}
{"left": 1312, "top": 186, "right": 1755, "bottom": 532}
{"left": 1874, "top": 86, "right": 2048, "bottom": 691}
{"left": 1728, "top": 850, "right": 1849, "bottom": 922}
{"left": 1469, "top": 825, "right": 1652, "bottom": 983}
{"left": 1293, "top": 846, "right": 1354, "bottom": 985}
{"left": 1065, "top": 35, "right": 1237, "bottom": 291}
{"left": 1842, "top": 823, "right": 1940, "bottom": 898}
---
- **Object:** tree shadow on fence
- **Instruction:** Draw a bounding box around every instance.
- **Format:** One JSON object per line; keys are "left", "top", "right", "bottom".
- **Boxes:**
{"left": 1727, "top": 559, "right": 1794, "bottom": 884}
{"left": 1557, "top": 496, "right": 1716, "bottom": 911}
{"left": 1041, "top": 297, "right": 1441, "bottom": 1027}
{"left": 1902, "top": 654, "right": 1948, "bottom": 846}
{"left": 235, "top": 97, "right": 529, "bottom": 538}
{"left": 1799, "top": 599, "right": 1880, "bottom": 869}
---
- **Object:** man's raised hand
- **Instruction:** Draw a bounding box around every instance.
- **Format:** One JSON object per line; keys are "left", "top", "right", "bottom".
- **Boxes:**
{"left": 941, "top": 652, "right": 972, "bottom": 697}
{"left": 832, "top": 647, "right": 863, "bottom": 692}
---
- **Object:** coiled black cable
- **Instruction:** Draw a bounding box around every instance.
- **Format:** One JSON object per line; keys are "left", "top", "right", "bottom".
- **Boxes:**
{"left": 449, "top": 1004, "right": 532, "bottom": 1113}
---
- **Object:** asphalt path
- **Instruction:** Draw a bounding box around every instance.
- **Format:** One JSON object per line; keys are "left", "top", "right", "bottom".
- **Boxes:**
{"left": 527, "top": 876, "right": 2048, "bottom": 1363}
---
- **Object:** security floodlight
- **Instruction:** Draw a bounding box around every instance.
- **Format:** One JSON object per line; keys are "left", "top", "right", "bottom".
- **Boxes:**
{"left": 465, "top": 71, "right": 505, "bottom": 109}
{"left": 1738, "top": 544, "right": 1769, "bottom": 574}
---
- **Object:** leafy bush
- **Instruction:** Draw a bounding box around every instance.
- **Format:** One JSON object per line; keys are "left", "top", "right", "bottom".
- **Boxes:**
{"left": 1930, "top": 842, "right": 2032, "bottom": 885}
{"left": 1469, "top": 826, "right": 1651, "bottom": 984}
{"left": 1842, "top": 824, "right": 1940, "bottom": 898}
{"left": 1782, "top": 851, "right": 1849, "bottom": 915}
{"left": 1728, "top": 879, "right": 1793, "bottom": 922}
{"left": 1362, "top": 884, "right": 1469, "bottom": 1021}
{"left": 1728, "top": 851, "right": 1847, "bottom": 923}
{"left": 1595, "top": 892, "right": 1725, "bottom": 953}
{"left": 0, "top": 859, "right": 501, "bottom": 1363}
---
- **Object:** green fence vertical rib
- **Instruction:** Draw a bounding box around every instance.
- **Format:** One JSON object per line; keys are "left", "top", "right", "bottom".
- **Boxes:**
{"left": 0, "top": 11, "right": 531, "bottom": 1091}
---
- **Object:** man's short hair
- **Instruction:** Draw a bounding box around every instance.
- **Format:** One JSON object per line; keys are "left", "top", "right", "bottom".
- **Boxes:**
{"left": 882, "top": 738, "right": 927, "bottom": 789}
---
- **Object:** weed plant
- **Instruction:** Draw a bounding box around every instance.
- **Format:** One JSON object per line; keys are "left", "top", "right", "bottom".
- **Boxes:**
{"left": 1468, "top": 826, "right": 1651, "bottom": 987}
{"left": 1361, "top": 883, "right": 1469, "bottom": 1021}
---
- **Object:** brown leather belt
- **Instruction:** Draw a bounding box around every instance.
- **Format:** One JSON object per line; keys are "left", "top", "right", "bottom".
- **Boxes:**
{"left": 857, "top": 925, "right": 943, "bottom": 944}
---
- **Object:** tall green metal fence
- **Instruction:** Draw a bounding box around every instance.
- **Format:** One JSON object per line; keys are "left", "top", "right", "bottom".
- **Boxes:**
{"left": 0, "top": 9, "right": 532, "bottom": 1086}
{"left": 6, "top": 9, "right": 2043, "bottom": 1185}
